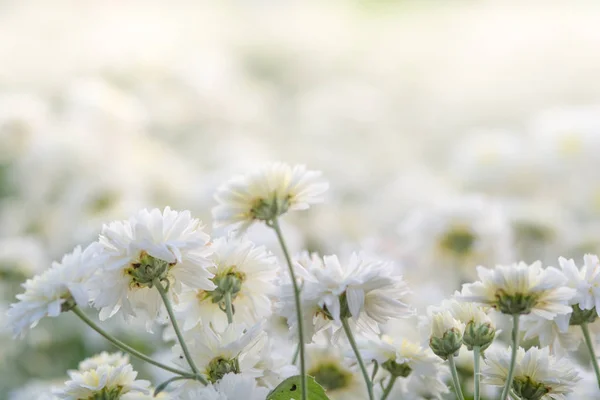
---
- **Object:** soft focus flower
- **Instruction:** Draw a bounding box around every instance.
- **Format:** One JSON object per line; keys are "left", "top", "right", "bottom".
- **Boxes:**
{"left": 559, "top": 254, "right": 600, "bottom": 323}
{"left": 458, "top": 261, "right": 576, "bottom": 317}
{"left": 77, "top": 351, "right": 130, "bottom": 371}
{"left": 482, "top": 346, "right": 580, "bottom": 400}
{"left": 178, "top": 373, "right": 269, "bottom": 400}
{"left": 212, "top": 163, "right": 328, "bottom": 232}
{"left": 7, "top": 243, "right": 104, "bottom": 337}
{"left": 176, "top": 235, "right": 278, "bottom": 331}
{"left": 282, "top": 252, "right": 413, "bottom": 341}
{"left": 54, "top": 362, "right": 150, "bottom": 400}
{"left": 90, "top": 207, "right": 215, "bottom": 322}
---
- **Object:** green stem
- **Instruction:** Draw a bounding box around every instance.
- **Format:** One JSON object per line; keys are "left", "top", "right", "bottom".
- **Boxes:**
{"left": 341, "top": 318, "right": 374, "bottom": 400}
{"left": 224, "top": 291, "right": 234, "bottom": 325}
{"left": 71, "top": 306, "right": 194, "bottom": 378}
{"left": 473, "top": 345, "right": 481, "bottom": 400}
{"left": 269, "top": 218, "right": 307, "bottom": 400}
{"left": 291, "top": 343, "right": 300, "bottom": 365}
{"left": 380, "top": 376, "right": 397, "bottom": 400}
{"left": 154, "top": 279, "right": 206, "bottom": 384}
{"left": 500, "top": 315, "right": 520, "bottom": 400}
{"left": 448, "top": 354, "right": 465, "bottom": 400}
{"left": 581, "top": 322, "right": 600, "bottom": 389}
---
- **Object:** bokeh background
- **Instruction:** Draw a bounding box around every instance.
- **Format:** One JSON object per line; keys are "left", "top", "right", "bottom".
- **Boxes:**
{"left": 3, "top": 0, "right": 600, "bottom": 398}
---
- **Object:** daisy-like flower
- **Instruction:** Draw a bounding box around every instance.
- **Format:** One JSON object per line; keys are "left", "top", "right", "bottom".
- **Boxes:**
{"left": 176, "top": 235, "right": 278, "bottom": 331}
{"left": 174, "top": 323, "right": 266, "bottom": 389}
{"left": 353, "top": 334, "right": 441, "bottom": 378}
{"left": 443, "top": 297, "right": 496, "bottom": 351}
{"left": 7, "top": 242, "right": 105, "bottom": 337}
{"left": 178, "top": 373, "right": 269, "bottom": 400}
{"left": 212, "top": 163, "right": 328, "bottom": 232}
{"left": 77, "top": 351, "right": 130, "bottom": 371}
{"left": 482, "top": 346, "right": 580, "bottom": 399}
{"left": 282, "top": 252, "right": 413, "bottom": 342}
{"left": 458, "top": 261, "right": 576, "bottom": 317}
{"left": 424, "top": 308, "right": 465, "bottom": 360}
{"left": 90, "top": 207, "right": 215, "bottom": 322}
{"left": 520, "top": 315, "right": 581, "bottom": 357}
{"left": 559, "top": 254, "right": 600, "bottom": 324}
{"left": 54, "top": 362, "right": 150, "bottom": 400}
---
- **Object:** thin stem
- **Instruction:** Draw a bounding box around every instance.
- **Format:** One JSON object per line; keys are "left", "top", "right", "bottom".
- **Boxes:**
{"left": 71, "top": 306, "right": 193, "bottom": 378}
{"left": 380, "top": 376, "right": 397, "bottom": 400}
{"left": 500, "top": 314, "right": 520, "bottom": 400}
{"left": 224, "top": 291, "right": 234, "bottom": 325}
{"left": 448, "top": 354, "right": 465, "bottom": 400}
{"left": 473, "top": 345, "right": 481, "bottom": 400}
{"left": 154, "top": 279, "right": 206, "bottom": 385}
{"left": 341, "top": 317, "right": 374, "bottom": 400}
{"left": 581, "top": 322, "right": 600, "bottom": 389}
{"left": 291, "top": 343, "right": 300, "bottom": 365}
{"left": 270, "top": 217, "right": 307, "bottom": 400}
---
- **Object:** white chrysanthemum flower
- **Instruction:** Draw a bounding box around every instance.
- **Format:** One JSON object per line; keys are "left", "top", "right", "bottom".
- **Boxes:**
{"left": 353, "top": 334, "right": 441, "bottom": 378}
{"left": 212, "top": 163, "right": 328, "bottom": 232}
{"left": 7, "top": 242, "right": 105, "bottom": 337}
{"left": 178, "top": 373, "right": 269, "bottom": 400}
{"left": 90, "top": 207, "right": 215, "bottom": 321}
{"left": 282, "top": 252, "right": 413, "bottom": 341}
{"left": 559, "top": 255, "right": 600, "bottom": 320}
{"left": 482, "top": 346, "right": 580, "bottom": 399}
{"left": 424, "top": 308, "right": 465, "bottom": 360}
{"left": 305, "top": 343, "right": 366, "bottom": 400}
{"left": 54, "top": 362, "right": 150, "bottom": 400}
{"left": 458, "top": 261, "right": 576, "bottom": 317}
{"left": 443, "top": 297, "right": 496, "bottom": 350}
{"left": 174, "top": 323, "right": 266, "bottom": 389}
{"left": 177, "top": 235, "right": 278, "bottom": 331}
{"left": 77, "top": 351, "right": 130, "bottom": 371}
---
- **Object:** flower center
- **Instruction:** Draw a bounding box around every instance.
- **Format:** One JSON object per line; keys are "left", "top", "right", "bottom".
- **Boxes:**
{"left": 494, "top": 289, "right": 539, "bottom": 315}
{"left": 206, "top": 356, "right": 240, "bottom": 383}
{"left": 439, "top": 227, "right": 475, "bottom": 256}
{"left": 512, "top": 376, "right": 550, "bottom": 400}
{"left": 308, "top": 362, "right": 353, "bottom": 392}
{"left": 125, "top": 251, "right": 174, "bottom": 288}
{"left": 382, "top": 359, "right": 412, "bottom": 378}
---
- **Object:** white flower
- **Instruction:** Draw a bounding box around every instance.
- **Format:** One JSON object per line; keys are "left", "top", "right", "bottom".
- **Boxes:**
{"left": 54, "top": 362, "right": 150, "bottom": 400}
{"left": 282, "top": 252, "right": 413, "bottom": 341}
{"left": 443, "top": 297, "right": 496, "bottom": 350}
{"left": 482, "top": 346, "right": 580, "bottom": 399}
{"left": 77, "top": 352, "right": 130, "bottom": 371}
{"left": 520, "top": 315, "right": 581, "bottom": 357}
{"left": 178, "top": 373, "right": 269, "bottom": 400}
{"left": 212, "top": 163, "right": 328, "bottom": 232}
{"left": 90, "top": 207, "right": 215, "bottom": 322}
{"left": 174, "top": 323, "right": 266, "bottom": 389}
{"left": 177, "top": 235, "right": 278, "bottom": 331}
{"left": 7, "top": 242, "right": 104, "bottom": 337}
{"left": 353, "top": 334, "right": 441, "bottom": 378}
{"left": 559, "top": 254, "right": 600, "bottom": 313}
{"left": 458, "top": 261, "right": 576, "bottom": 317}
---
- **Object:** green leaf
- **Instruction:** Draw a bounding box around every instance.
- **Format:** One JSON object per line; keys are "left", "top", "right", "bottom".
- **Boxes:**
{"left": 267, "top": 375, "right": 330, "bottom": 400}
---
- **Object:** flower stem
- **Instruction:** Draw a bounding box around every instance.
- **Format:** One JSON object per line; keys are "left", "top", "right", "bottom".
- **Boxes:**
{"left": 341, "top": 317, "right": 374, "bottom": 400}
{"left": 224, "top": 291, "right": 234, "bottom": 325}
{"left": 71, "top": 306, "right": 194, "bottom": 378}
{"left": 154, "top": 279, "right": 206, "bottom": 384}
{"left": 448, "top": 354, "right": 465, "bottom": 400}
{"left": 581, "top": 322, "right": 600, "bottom": 389}
{"left": 269, "top": 217, "right": 307, "bottom": 400}
{"left": 380, "top": 376, "right": 397, "bottom": 400}
{"left": 473, "top": 345, "right": 481, "bottom": 400}
{"left": 500, "top": 314, "right": 520, "bottom": 400}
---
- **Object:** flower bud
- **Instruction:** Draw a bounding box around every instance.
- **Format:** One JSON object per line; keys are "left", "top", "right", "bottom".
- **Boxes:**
{"left": 382, "top": 359, "right": 412, "bottom": 378}
{"left": 429, "top": 328, "right": 463, "bottom": 360}
{"left": 463, "top": 320, "right": 496, "bottom": 351}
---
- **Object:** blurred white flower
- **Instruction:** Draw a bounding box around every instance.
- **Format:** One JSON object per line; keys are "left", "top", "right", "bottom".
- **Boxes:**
{"left": 90, "top": 207, "right": 215, "bottom": 322}
{"left": 54, "top": 362, "right": 150, "bottom": 400}
{"left": 212, "top": 163, "right": 328, "bottom": 232}
{"left": 177, "top": 235, "right": 278, "bottom": 331}
{"left": 7, "top": 242, "right": 104, "bottom": 337}
{"left": 482, "top": 346, "right": 580, "bottom": 399}
{"left": 77, "top": 351, "right": 130, "bottom": 371}
{"left": 559, "top": 254, "right": 600, "bottom": 315}
{"left": 458, "top": 261, "right": 576, "bottom": 317}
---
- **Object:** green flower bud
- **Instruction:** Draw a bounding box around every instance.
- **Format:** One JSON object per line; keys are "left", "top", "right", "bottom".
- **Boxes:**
{"left": 463, "top": 320, "right": 496, "bottom": 351}
{"left": 429, "top": 328, "right": 463, "bottom": 360}
{"left": 569, "top": 304, "right": 598, "bottom": 326}
{"left": 512, "top": 376, "right": 549, "bottom": 400}
{"left": 206, "top": 356, "right": 240, "bottom": 383}
{"left": 382, "top": 359, "right": 412, "bottom": 378}
{"left": 494, "top": 289, "right": 539, "bottom": 315}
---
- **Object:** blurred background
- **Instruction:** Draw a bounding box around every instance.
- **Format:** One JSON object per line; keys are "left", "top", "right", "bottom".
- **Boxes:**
{"left": 2, "top": 0, "right": 600, "bottom": 398}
